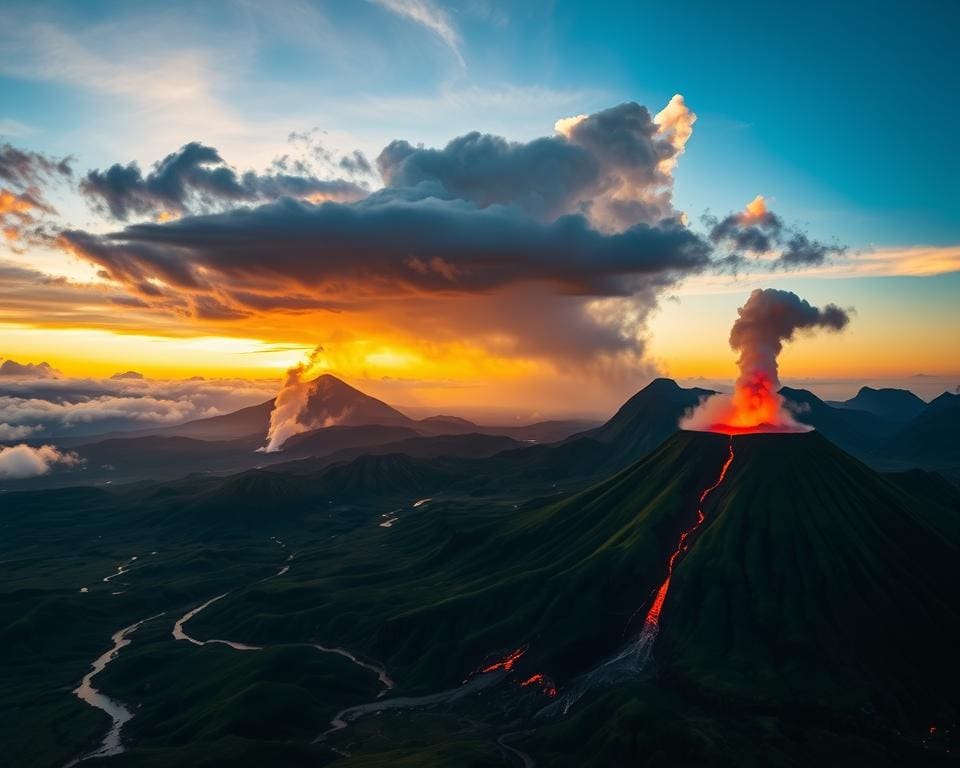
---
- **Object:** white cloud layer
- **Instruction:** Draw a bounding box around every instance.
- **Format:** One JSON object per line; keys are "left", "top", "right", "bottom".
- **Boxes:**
{"left": 0, "top": 366, "right": 278, "bottom": 438}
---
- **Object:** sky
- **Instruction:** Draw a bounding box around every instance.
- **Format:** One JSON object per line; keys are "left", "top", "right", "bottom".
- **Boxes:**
{"left": 1, "top": 0, "right": 958, "bottom": 420}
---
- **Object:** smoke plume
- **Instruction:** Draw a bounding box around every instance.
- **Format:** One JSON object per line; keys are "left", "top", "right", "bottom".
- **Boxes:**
{"left": 681, "top": 289, "right": 850, "bottom": 433}
{"left": 260, "top": 346, "right": 325, "bottom": 452}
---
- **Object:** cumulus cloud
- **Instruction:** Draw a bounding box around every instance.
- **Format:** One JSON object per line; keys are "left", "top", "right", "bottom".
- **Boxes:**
{"left": 707, "top": 195, "right": 845, "bottom": 269}
{"left": 378, "top": 98, "right": 694, "bottom": 232}
{"left": 653, "top": 94, "right": 697, "bottom": 173}
{"left": 81, "top": 142, "right": 368, "bottom": 221}
{"left": 0, "top": 443, "right": 82, "bottom": 479}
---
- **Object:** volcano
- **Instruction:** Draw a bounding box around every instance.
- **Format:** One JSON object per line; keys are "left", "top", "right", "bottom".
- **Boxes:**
{"left": 224, "top": 428, "right": 959, "bottom": 735}
{"left": 653, "top": 432, "right": 959, "bottom": 726}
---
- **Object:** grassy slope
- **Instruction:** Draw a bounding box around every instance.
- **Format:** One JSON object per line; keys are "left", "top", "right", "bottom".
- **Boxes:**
{"left": 660, "top": 432, "right": 960, "bottom": 727}
{"left": 5, "top": 428, "right": 959, "bottom": 766}
{"left": 190, "top": 433, "right": 731, "bottom": 690}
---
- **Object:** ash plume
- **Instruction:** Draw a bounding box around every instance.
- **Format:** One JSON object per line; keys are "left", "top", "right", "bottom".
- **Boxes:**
{"left": 682, "top": 289, "right": 850, "bottom": 432}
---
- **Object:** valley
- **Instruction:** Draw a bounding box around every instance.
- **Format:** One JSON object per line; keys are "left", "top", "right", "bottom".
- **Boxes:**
{"left": 2, "top": 376, "right": 958, "bottom": 766}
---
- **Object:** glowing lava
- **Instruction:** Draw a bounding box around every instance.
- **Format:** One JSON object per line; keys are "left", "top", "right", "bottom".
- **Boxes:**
{"left": 464, "top": 646, "right": 527, "bottom": 682}
{"left": 520, "top": 673, "right": 558, "bottom": 697}
{"left": 702, "top": 371, "right": 808, "bottom": 435}
{"left": 479, "top": 646, "right": 525, "bottom": 673}
{"left": 642, "top": 438, "right": 735, "bottom": 630}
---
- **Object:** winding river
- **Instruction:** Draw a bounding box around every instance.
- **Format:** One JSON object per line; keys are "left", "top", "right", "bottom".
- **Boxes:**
{"left": 66, "top": 612, "right": 163, "bottom": 765}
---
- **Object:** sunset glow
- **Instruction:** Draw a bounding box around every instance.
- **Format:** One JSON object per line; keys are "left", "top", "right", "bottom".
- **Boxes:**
{"left": 0, "top": 0, "right": 956, "bottom": 422}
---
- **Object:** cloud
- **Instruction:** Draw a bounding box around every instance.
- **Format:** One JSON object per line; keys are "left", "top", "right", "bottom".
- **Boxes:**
{"left": 26, "top": 97, "right": 849, "bottom": 390}
{"left": 0, "top": 142, "right": 73, "bottom": 188}
{"left": 706, "top": 195, "right": 846, "bottom": 269}
{"left": 82, "top": 142, "right": 368, "bottom": 221}
{"left": 0, "top": 142, "right": 72, "bottom": 242}
{"left": 369, "top": 0, "right": 464, "bottom": 66}
{"left": 0, "top": 423, "right": 37, "bottom": 441}
{"left": 653, "top": 94, "right": 697, "bottom": 174}
{"left": 61, "top": 195, "right": 711, "bottom": 302}
{"left": 0, "top": 359, "right": 61, "bottom": 378}
{"left": 53, "top": 96, "right": 851, "bottom": 381}
{"left": 0, "top": 372, "right": 278, "bottom": 438}
{"left": 66, "top": 97, "right": 710, "bottom": 314}
{"left": 0, "top": 443, "right": 81, "bottom": 479}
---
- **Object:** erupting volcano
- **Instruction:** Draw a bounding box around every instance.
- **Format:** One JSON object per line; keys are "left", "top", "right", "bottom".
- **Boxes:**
{"left": 682, "top": 288, "right": 850, "bottom": 435}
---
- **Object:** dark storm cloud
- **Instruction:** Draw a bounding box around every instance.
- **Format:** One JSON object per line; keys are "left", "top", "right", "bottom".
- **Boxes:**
{"left": 62, "top": 193, "right": 712, "bottom": 301}
{"left": 81, "top": 142, "right": 368, "bottom": 220}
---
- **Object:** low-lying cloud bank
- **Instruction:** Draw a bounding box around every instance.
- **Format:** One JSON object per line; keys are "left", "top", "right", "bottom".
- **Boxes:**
{"left": 0, "top": 443, "right": 81, "bottom": 479}
{"left": 0, "top": 363, "right": 277, "bottom": 438}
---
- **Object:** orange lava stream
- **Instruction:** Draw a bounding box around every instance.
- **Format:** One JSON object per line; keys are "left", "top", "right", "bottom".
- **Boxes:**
{"left": 478, "top": 646, "right": 526, "bottom": 674}
{"left": 520, "top": 673, "right": 558, "bottom": 697}
{"left": 643, "top": 438, "right": 735, "bottom": 628}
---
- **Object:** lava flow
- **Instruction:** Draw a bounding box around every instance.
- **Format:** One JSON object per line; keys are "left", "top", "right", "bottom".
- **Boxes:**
{"left": 478, "top": 646, "right": 526, "bottom": 674}
{"left": 520, "top": 673, "right": 558, "bottom": 697}
{"left": 642, "top": 437, "right": 735, "bottom": 631}
{"left": 463, "top": 646, "right": 527, "bottom": 683}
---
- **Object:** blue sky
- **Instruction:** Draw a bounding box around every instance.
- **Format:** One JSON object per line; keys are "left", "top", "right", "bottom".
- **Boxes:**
{"left": 0, "top": 0, "right": 957, "bottom": 412}
{"left": 2, "top": 0, "right": 957, "bottom": 248}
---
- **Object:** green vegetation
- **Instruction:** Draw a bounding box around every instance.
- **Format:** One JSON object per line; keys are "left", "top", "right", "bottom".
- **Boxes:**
{"left": 2, "top": 427, "right": 958, "bottom": 766}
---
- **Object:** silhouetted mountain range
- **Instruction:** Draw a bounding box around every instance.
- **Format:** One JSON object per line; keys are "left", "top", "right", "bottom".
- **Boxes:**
{"left": 832, "top": 385, "right": 926, "bottom": 421}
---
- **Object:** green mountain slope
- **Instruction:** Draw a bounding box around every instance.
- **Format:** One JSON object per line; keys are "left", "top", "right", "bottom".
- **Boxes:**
{"left": 659, "top": 432, "right": 960, "bottom": 726}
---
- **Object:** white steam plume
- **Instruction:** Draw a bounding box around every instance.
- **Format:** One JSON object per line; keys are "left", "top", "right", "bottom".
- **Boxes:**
{"left": 260, "top": 346, "right": 325, "bottom": 452}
